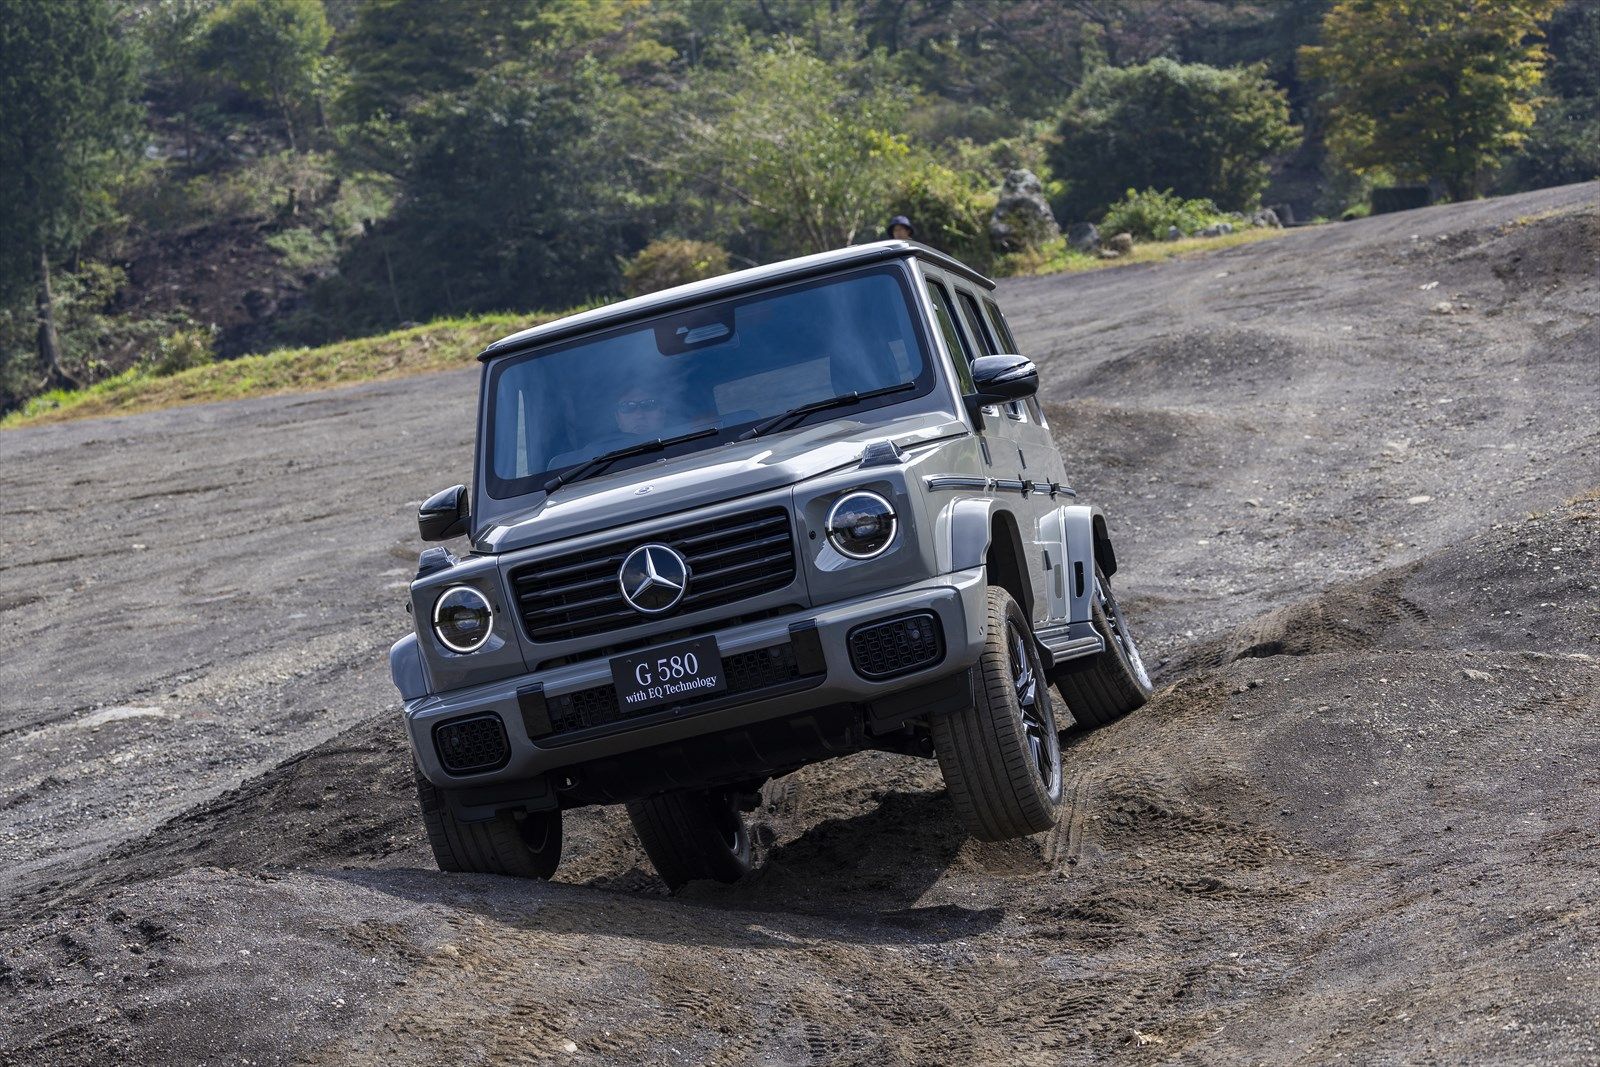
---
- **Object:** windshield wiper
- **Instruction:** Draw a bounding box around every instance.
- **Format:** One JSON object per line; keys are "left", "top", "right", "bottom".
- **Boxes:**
{"left": 543, "top": 427, "right": 717, "bottom": 495}
{"left": 738, "top": 382, "right": 917, "bottom": 442}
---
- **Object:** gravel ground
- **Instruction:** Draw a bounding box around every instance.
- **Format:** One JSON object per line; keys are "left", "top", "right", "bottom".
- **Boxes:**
{"left": 1, "top": 181, "right": 1597, "bottom": 1065}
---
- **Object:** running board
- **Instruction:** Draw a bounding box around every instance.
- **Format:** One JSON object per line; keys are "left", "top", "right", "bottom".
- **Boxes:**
{"left": 1034, "top": 622, "right": 1104, "bottom": 670}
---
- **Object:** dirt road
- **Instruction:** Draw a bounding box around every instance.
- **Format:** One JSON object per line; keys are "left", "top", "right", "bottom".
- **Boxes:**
{"left": 2, "top": 182, "right": 1597, "bottom": 1065}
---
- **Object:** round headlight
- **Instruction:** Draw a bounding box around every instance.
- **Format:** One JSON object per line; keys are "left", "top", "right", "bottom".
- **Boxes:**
{"left": 826, "top": 491, "right": 898, "bottom": 559}
{"left": 433, "top": 585, "right": 493, "bottom": 653}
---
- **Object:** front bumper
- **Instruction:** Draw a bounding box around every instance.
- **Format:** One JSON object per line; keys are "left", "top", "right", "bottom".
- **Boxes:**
{"left": 404, "top": 567, "right": 988, "bottom": 796}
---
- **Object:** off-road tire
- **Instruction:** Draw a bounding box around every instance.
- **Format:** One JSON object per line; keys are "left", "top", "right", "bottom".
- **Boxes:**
{"left": 1055, "top": 567, "right": 1153, "bottom": 729}
{"left": 627, "top": 789, "right": 753, "bottom": 892}
{"left": 931, "top": 586, "right": 1063, "bottom": 841}
{"left": 413, "top": 763, "right": 562, "bottom": 879}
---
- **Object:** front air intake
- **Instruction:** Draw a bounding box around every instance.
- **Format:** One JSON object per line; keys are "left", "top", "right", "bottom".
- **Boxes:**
{"left": 848, "top": 612, "right": 943, "bottom": 680}
{"left": 434, "top": 713, "right": 510, "bottom": 774}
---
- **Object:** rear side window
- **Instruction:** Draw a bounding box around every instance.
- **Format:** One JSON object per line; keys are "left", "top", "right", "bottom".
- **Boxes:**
{"left": 983, "top": 298, "right": 1020, "bottom": 353}
{"left": 957, "top": 291, "right": 998, "bottom": 355}
{"left": 925, "top": 280, "right": 976, "bottom": 392}
{"left": 982, "top": 296, "right": 1044, "bottom": 422}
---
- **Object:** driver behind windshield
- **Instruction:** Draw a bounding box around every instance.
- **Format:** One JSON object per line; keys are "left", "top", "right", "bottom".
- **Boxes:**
{"left": 614, "top": 386, "right": 668, "bottom": 437}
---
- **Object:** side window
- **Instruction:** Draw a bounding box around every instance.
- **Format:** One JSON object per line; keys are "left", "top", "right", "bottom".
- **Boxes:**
{"left": 982, "top": 298, "right": 1020, "bottom": 353}
{"left": 982, "top": 296, "right": 1044, "bottom": 423}
{"left": 963, "top": 289, "right": 1027, "bottom": 421}
{"left": 925, "top": 280, "right": 976, "bottom": 392}
{"left": 956, "top": 291, "right": 998, "bottom": 355}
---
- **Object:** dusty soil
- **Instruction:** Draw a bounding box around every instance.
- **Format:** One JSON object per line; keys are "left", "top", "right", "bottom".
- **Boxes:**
{"left": 2, "top": 182, "right": 1597, "bottom": 1065}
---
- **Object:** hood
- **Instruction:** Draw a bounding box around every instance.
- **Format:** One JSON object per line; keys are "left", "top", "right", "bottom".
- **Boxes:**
{"left": 475, "top": 409, "right": 964, "bottom": 555}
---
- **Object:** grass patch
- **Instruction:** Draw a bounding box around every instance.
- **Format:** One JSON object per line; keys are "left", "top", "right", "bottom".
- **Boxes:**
{"left": 3, "top": 225, "right": 1298, "bottom": 430}
{"left": 1, "top": 312, "right": 559, "bottom": 429}
{"left": 994, "top": 225, "right": 1290, "bottom": 278}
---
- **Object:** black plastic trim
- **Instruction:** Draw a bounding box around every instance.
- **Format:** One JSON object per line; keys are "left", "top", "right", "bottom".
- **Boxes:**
{"left": 432, "top": 712, "right": 511, "bottom": 775}
{"left": 846, "top": 611, "right": 946, "bottom": 681}
{"left": 788, "top": 621, "right": 826, "bottom": 676}
{"left": 518, "top": 683, "right": 552, "bottom": 740}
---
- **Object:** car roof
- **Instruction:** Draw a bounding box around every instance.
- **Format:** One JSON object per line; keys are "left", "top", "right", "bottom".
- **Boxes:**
{"left": 478, "top": 240, "right": 995, "bottom": 362}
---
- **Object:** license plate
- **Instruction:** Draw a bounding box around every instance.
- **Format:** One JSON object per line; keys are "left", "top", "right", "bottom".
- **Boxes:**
{"left": 610, "top": 636, "right": 726, "bottom": 713}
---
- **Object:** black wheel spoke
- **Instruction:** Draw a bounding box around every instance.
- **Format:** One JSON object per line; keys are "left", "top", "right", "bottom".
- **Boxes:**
{"left": 1008, "top": 619, "right": 1057, "bottom": 787}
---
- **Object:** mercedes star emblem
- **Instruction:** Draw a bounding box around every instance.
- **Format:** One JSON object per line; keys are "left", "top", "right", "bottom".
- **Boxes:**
{"left": 618, "top": 543, "right": 689, "bottom": 614}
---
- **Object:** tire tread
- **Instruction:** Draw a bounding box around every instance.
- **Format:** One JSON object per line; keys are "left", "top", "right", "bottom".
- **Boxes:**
{"left": 931, "top": 587, "right": 1061, "bottom": 842}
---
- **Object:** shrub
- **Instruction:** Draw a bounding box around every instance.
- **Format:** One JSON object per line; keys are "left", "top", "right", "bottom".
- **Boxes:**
{"left": 1050, "top": 59, "right": 1299, "bottom": 218}
{"left": 1099, "top": 189, "right": 1224, "bottom": 240}
{"left": 143, "top": 325, "right": 217, "bottom": 376}
{"left": 622, "top": 240, "right": 731, "bottom": 297}
{"left": 266, "top": 227, "right": 339, "bottom": 273}
{"left": 889, "top": 159, "right": 998, "bottom": 270}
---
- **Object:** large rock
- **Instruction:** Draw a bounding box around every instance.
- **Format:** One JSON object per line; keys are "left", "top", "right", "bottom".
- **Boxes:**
{"left": 1066, "top": 222, "right": 1099, "bottom": 252}
{"left": 989, "top": 169, "right": 1061, "bottom": 254}
{"left": 1250, "top": 208, "right": 1282, "bottom": 229}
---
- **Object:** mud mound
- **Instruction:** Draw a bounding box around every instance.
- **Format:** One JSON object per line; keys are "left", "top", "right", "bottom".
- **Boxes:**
{"left": 1042, "top": 399, "right": 1250, "bottom": 477}
{"left": 1177, "top": 489, "right": 1600, "bottom": 672}
{"left": 1061, "top": 325, "right": 1304, "bottom": 399}
{"left": 1482, "top": 210, "right": 1600, "bottom": 296}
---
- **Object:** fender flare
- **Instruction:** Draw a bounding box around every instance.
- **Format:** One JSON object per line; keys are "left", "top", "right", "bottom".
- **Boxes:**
{"left": 1059, "top": 504, "right": 1117, "bottom": 624}
{"left": 937, "top": 495, "right": 1034, "bottom": 620}
{"left": 389, "top": 633, "right": 430, "bottom": 701}
{"left": 940, "top": 495, "right": 1001, "bottom": 574}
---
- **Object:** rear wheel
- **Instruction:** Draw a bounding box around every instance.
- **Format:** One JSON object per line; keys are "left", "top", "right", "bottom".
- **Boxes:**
{"left": 626, "top": 788, "right": 753, "bottom": 892}
{"left": 413, "top": 763, "right": 562, "bottom": 879}
{"left": 931, "top": 586, "right": 1063, "bottom": 841}
{"left": 1055, "top": 567, "right": 1153, "bottom": 728}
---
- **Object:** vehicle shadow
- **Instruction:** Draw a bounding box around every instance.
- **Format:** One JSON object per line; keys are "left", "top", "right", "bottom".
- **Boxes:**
{"left": 317, "top": 785, "right": 1005, "bottom": 948}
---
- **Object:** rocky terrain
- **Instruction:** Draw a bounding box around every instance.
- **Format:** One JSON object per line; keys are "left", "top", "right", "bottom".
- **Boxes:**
{"left": 1, "top": 181, "right": 1596, "bottom": 1065}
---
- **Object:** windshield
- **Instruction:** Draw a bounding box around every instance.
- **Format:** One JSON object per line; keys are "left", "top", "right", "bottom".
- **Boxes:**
{"left": 483, "top": 266, "right": 933, "bottom": 498}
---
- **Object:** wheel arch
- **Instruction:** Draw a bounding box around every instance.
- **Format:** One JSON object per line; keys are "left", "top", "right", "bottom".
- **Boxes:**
{"left": 985, "top": 508, "right": 1035, "bottom": 622}
{"left": 939, "top": 495, "right": 1034, "bottom": 620}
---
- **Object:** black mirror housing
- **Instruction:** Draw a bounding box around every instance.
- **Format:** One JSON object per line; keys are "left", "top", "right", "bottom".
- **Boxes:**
{"left": 419, "top": 484, "right": 470, "bottom": 541}
{"left": 965, "top": 354, "right": 1039, "bottom": 417}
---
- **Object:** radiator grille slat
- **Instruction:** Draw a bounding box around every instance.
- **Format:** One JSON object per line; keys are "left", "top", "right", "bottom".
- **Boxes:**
{"left": 510, "top": 507, "right": 798, "bottom": 644}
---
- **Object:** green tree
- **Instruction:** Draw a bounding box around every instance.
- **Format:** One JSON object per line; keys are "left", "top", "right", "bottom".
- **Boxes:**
{"left": 1508, "top": 0, "right": 1600, "bottom": 189}
{"left": 139, "top": 0, "right": 219, "bottom": 167}
{"left": 313, "top": 62, "right": 656, "bottom": 331}
{"left": 0, "top": 0, "right": 140, "bottom": 391}
{"left": 199, "top": 0, "right": 331, "bottom": 150}
{"left": 1301, "top": 0, "right": 1562, "bottom": 201}
{"left": 335, "top": 0, "right": 542, "bottom": 125}
{"left": 661, "top": 44, "right": 918, "bottom": 257}
{"left": 1048, "top": 58, "right": 1300, "bottom": 220}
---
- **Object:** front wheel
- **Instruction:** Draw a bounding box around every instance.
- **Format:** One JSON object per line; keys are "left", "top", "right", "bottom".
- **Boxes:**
{"left": 626, "top": 789, "right": 754, "bottom": 892}
{"left": 1054, "top": 567, "right": 1153, "bottom": 728}
{"left": 931, "top": 586, "right": 1063, "bottom": 842}
{"left": 413, "top": 763, "right": 562, "bottom": 879}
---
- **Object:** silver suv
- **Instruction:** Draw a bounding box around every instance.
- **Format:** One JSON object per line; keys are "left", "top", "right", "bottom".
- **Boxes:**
{"left": 389, "top": 241, "right": 1151, "bottom": 890}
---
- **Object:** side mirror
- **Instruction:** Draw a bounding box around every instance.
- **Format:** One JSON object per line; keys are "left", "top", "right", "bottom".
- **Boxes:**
{"left": 418, "top": 484, "right": 470, "bottom": 542}
{"left": 965, "top": 354, "right": 1038, "bottom": 418}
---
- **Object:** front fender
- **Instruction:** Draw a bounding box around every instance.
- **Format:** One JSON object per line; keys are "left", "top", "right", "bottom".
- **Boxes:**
{"left": 934, "top": 495, "right": 1001, "bottom": 574}
{"left": 389, "top": 633, "right": 430, "bottom": 701}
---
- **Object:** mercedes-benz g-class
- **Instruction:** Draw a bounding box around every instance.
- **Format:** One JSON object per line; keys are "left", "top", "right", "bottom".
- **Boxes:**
{"left": 389, "top": 240, "right": 1151, "bottom": 890}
